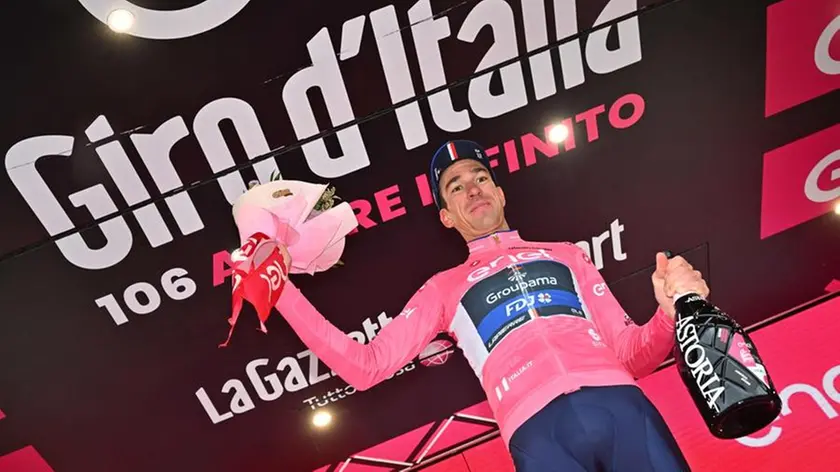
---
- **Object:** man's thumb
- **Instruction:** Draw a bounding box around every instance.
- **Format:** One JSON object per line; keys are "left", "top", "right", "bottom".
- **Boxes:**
{"left": 654, "top": 252, "right": 669, "bottom": 277}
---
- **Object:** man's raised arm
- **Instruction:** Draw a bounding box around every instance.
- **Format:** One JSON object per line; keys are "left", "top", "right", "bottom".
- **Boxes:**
{"left": 274, "top": 278, "right": 445, "bottom": 391}
{"left": 570, "top": 245, "right": 675, "bottom": 378}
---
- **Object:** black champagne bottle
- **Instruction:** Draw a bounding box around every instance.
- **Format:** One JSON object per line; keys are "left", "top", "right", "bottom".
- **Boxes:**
{"left": 672, "top": 293, "right": 782, "bottom": 439}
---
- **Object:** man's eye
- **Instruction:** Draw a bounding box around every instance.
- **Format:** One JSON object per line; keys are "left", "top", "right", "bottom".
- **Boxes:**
{"left": 451, "top": 185, "right": 463, "bottom": 193}
{"left": 477, "top": 175, "right": 488, "bottom": 183}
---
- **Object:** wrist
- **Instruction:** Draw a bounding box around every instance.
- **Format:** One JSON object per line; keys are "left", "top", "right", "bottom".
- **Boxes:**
{"left": 657, "top": 303, "right": 676, "bottom": 321}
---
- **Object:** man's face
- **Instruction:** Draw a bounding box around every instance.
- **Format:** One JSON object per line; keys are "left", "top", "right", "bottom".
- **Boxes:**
{"left": 438, "top": 159, "right": 506, "bottom": 239}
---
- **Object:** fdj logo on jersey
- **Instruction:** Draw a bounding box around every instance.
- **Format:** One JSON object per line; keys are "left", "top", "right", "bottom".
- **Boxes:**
{"left": 76, "top": 0, "right": 252, "bottom": 40}
{"left": 506, "top": 295, "right": 536, "bottom": 318}
{"left": 505, "top": 293, "right": 553, "bottom": 317}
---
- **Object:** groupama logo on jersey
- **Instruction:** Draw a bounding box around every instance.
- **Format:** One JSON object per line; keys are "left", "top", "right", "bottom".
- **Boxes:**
{"left": 76, "top": 0, "right": 252, "bottom": 40}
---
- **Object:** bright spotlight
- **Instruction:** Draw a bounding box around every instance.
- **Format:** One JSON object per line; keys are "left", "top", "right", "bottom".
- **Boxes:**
{"left": 312, "top": 410, "right": 332, "bottom": 428}
{"left": 107, "top": 9, "right": 135, "bottom": 33}
{"left": 834, "top": 201, "right": 840, "bottom": 215}
{"left": 548, "top": 123, "right": 569, "bottom": 143}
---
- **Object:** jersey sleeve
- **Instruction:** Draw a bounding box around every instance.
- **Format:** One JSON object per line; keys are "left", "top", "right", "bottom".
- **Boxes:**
{"left": 569, "top": 245, "right": 675, "bottom": 378}
{"left": 273, "top": 277, "right": 445, "bottom": 391}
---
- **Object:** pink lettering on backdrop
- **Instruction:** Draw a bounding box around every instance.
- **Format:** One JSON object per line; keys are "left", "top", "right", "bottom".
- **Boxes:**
{"left": 486, "top": 145, "right": 501, "bottom": 169}
{"left": 609, "top": 93, "right": 645, "bottom": 129}
{"left": 765, "top": 0, "right": 840, "bottom": 116}
{"left": 503, "top": 140, "right": 519, "bottom": 174}
{"left": 522, "top": 126, "right": 560, "bottom": 167}
{"left": 576, "top": 104, "right": 606, "bottom": 143}
{"left": 759, "top": 123, "right": 840, "bottom": 239}
{"left": 350, "top": 198, "right": 377, "bottom": 230}
{"left": 415, "top": 174, "right": 434, "bottom": 207}
{"left": 374, "top": 185, "right": 407, "bottom": 222}
{"left": 212, "top": 250, "right": 234, "bottom": 287}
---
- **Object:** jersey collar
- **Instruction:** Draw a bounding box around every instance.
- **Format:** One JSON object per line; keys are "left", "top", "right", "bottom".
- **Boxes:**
{"left": 467, "top": 230, "right": 521, "bottom": 253}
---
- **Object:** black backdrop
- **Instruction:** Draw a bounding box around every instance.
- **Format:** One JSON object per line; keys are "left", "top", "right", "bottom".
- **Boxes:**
{"left": 0, "top": 0, "right": 838, "bottom": 470}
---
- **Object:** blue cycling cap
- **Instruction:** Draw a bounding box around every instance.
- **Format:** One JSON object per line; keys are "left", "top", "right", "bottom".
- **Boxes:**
{"left": 429, "top": 140, "right": 497, "bottom": 209}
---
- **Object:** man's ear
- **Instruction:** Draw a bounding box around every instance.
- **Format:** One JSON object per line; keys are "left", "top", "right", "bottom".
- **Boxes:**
{"left": 439, "top": 208, "right": 455, "bottom": 228}
{"left": 497, "top": 186, "right": 506, "bottom": 207}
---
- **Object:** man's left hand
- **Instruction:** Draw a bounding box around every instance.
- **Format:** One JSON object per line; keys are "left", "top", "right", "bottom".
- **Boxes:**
{"left": 652, "top": 252, "right": 710, "bottom": 319}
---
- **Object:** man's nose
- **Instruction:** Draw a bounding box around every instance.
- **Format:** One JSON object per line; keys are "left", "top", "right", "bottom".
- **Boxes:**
{"left": 467, "top": 183, "right": 482, "bottom": 197}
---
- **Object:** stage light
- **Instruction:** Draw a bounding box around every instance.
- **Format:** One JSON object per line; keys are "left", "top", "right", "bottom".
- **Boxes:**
{"left": 312, "top": 410, "right": 332, "bottom": 428}
{"left": 107, "top": 9, "right": 135, "bottom": 33}
{"left": 834, "top": 201, "right": 840, "bottom": 215}
{"left": 548, "top": 123, "right": 569, "bottom": 143}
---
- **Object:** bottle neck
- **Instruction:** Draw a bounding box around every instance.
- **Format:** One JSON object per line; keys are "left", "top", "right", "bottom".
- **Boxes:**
{"left": 673, "top": 292, "right": 708, "bottom": 319}
{"left": 674, "top": 292, "right": 702, "bottom": 303}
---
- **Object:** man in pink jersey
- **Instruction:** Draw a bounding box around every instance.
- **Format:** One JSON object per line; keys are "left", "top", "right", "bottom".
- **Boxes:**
{"left": 274, "top": 140, "right": 708, "bottom": 471}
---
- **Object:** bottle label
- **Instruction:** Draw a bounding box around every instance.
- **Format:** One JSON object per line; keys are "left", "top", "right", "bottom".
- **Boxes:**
{"left": 675, "top": 315, "right": 726, "bottom": 412}
{"left": 725, "top": 330, "right": 771, "bottom": 387}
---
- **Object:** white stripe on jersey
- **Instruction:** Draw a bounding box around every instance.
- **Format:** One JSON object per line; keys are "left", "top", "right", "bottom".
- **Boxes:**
{"left": 449, "top": 304, "right": 490, "bottom": 382}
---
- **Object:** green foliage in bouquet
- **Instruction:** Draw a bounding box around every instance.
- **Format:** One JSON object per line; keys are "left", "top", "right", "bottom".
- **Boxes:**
{"left": 313, "top": 185, "right": 340, "bottom": 212}
{"left": 264, "top": 169, "right": 342, "bottom": 213}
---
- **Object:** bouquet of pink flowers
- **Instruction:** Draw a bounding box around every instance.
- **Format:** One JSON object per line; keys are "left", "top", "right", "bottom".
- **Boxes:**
{"left": 220, "top": 173, "right": 358, "bottom": 347}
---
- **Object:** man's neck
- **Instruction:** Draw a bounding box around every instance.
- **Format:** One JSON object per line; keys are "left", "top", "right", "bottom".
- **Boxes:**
{"left": 464, "top": 221, "right": 511, "bottom": 243}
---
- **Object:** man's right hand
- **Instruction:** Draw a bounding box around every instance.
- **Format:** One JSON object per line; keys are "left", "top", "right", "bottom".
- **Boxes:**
{"left": 652, "top": 252, "right": 709, "bottom": 319}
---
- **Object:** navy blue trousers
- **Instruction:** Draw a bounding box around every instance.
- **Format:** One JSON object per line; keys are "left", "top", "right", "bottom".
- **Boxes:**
{"left": 508, "top": 385, "right": 691, "bottom": 472}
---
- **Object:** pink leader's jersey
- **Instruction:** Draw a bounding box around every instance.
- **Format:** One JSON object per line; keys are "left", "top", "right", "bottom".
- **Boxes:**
{"left": 275, "top": 230, "right": 676, "bottom": 446}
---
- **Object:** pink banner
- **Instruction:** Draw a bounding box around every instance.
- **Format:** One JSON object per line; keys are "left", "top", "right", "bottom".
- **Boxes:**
{"left": 0, "top": 447, "right": 53, "bottom": 472}
{"left": 760, "top": 124, "right": 840, "bottom": 239}
{"left": 765, "top": 0, "right": 840, "bottom": 116}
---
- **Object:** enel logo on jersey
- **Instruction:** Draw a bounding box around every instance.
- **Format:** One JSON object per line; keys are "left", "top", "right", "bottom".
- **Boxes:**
{"left": 467, "top": 249, "right": 554, "bottom": 282}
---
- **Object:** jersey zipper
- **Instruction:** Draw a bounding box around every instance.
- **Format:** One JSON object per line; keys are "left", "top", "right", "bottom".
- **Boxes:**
{"left": 508, "top": 264, "right": 539, "bottom": 320}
